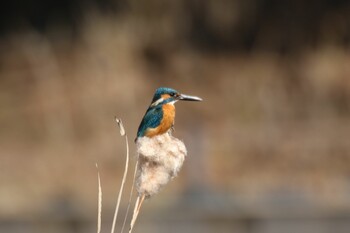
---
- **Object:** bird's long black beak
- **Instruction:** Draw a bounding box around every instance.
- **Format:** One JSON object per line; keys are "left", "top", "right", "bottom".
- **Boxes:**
{"left": 178, "top": 93, "right": 203, "bottom": 101}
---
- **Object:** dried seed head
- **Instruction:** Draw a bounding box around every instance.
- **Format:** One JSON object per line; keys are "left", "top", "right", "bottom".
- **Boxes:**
{"left": 135, "top": 134, "right": 187, "bottom": 198}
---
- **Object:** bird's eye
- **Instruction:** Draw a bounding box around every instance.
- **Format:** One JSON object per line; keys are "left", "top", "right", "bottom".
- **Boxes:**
{"left": 170, "top": 93, "right": 175, "bottom": 97}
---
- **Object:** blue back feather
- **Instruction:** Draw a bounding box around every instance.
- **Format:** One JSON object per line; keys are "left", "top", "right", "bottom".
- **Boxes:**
{"left": 137, "top": 105, "right": 163, "bottom": 137}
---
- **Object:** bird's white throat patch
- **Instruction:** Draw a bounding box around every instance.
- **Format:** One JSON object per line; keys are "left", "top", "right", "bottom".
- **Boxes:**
{"left": 168, "top": 100, "right": 178, "bottom": 105}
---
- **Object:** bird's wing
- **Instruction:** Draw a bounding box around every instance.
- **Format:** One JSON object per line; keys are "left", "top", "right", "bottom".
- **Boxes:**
{"left": 136, "top": 106, "right": 163, "bottom": 138}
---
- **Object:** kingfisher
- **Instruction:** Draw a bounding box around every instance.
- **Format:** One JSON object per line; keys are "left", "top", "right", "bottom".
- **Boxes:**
{"left": 136, "top": 87, "right": 202, "bottom": 141}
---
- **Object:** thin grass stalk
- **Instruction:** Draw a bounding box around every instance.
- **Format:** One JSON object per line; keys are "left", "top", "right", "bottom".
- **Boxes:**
{"left": 96, "top": 163, "right": 102, "bottom": 233}
{"left": 120, "top": 159, "right": 139, "bottom": 233}
{"left": 111, "top": 118, "right": 129, "bottom": 233}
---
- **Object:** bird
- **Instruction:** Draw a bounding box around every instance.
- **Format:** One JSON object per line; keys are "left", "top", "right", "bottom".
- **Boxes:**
{"left": 136, "top": 87, "right": 202, "bottom": 141}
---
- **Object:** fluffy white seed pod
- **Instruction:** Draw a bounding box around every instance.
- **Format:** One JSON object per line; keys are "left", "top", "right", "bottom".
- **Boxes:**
{"left": 135, "top": 133, "right": 187, "bottom": 198}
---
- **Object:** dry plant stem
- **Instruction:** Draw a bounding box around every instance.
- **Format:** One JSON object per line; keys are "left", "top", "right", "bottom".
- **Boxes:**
{"left": 128, "top": 196, "right": 140, "bottom": 233}
{"left": 128, "top": 194, "right": 145, "bottom": 233}
{"left": 120, "top": 159, "right": 139, "bottom": 233}
{"left": 96, "top": 164, "right": 102, "bottom": 233}
{"left": 111, "top": 118, "right": 129, "bottom": 233}
{"left": 137, "top": 195, "right": 145, "bottom": 212}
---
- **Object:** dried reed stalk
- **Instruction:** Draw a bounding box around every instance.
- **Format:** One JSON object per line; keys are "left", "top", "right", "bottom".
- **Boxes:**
{"left": 111, "top": 118, "right": 129, "bottom": 233}
{"left": 96, "top": 164, "right": 102, "bottom": 233}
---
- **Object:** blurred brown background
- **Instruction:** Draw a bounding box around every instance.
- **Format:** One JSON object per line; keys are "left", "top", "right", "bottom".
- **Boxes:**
{"left": 1, "top": 0, "right": 350, "bottom": 232}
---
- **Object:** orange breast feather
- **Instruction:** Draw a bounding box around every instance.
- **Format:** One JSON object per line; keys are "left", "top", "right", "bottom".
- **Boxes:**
{"left": 145, "top": 104, "right": 175, "bottom": 137}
